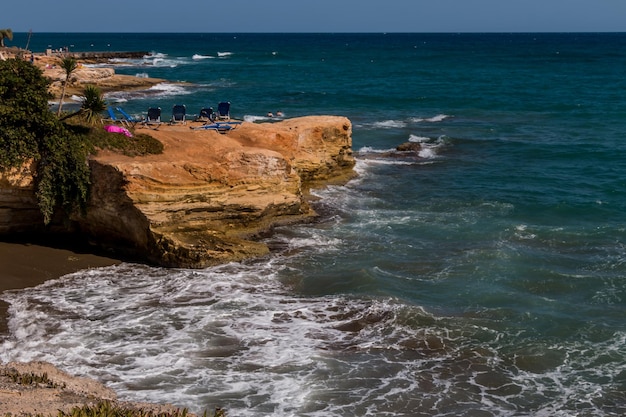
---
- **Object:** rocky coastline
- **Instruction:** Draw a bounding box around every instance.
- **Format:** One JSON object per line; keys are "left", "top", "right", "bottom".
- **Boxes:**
{"left": 1, "top": 49, "right": 356, "bottom": 267}
{"left": 0, "top": 115, "right": 356, "bottom": 268}
{"left": 0, "top": 361, "right": 193, "bottom": 416}
{"left": 0, "top": 49, "right": 166, "bottom": 101}
{"left": 0, "top": 54, "right": 356, "bottom": 415}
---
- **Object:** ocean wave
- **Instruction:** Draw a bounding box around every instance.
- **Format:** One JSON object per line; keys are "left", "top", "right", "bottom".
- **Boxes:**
{"left": 113, "top": 53, "right": 192, "bottom": 68}
{"left": 355, "top": 135, "right": 447, "bottom": 160}
{"left": 243, "top": 114, "right": 275, "bottom": 123}
{"left": 366, "top": 114, "right": 451, "bottom": 130}
{"left": 217, "top": 51, "right": 233, "bottom": 57}
{"left": 411, "top": 114, "right": 452, "bottom": 123}
{"left": 243, "top": 113, "right": 287, "bottom": 123}
{"left": 2, "top": 260, "right": 622, "bottom": 416}
{"left": 407, "top": 134, "right": 431, "bottom": 143}
{"left": 147, "top": 82, "right": 190, "bottom": 94}
{"left": 104, "top": 82, "right": 193, "bottom": 103}
{"left": 373, "top": 119, "right": 407, "bottom": 129}
{"left": 356, "top": 146, "right": 398, "bottom": 154}
{"left": 192, "top": 54, "right": 214, "bottom": 60}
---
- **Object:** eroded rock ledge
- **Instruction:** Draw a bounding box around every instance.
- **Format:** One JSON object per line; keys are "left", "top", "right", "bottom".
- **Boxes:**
{"left": 0, "top": 116, "right": 355, "bottom": 268}
{"left": 0, "top": 361, "right": 185, "bottom": 416}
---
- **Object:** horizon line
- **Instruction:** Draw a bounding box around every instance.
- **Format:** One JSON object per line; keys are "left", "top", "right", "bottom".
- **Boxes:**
{"left": 6, "top": 30, "right": 626, "bottom": 35}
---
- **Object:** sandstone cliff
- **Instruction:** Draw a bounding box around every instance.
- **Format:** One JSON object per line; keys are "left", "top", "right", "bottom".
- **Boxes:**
{"left": 0, "top": 116, "right": 355, "bottom": 268}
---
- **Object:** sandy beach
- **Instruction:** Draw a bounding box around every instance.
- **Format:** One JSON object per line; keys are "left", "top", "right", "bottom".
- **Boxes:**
{"left": 0, "top": 240, "right": 122, "bottom": 333}
{"left": 0, "top": 241, "right": 135, "bottom": 415}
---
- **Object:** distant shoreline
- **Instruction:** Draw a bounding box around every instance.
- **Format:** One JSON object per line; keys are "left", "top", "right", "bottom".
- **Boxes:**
{"left": 0, "top": 47, "right": 167, "bottom": 101}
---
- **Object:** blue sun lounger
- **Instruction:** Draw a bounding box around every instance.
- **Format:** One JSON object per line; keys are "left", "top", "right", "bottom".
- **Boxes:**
{"left": 196, "top": 107, "right": 215, "bottom": 123}
{"left": 116, "top": 107, "right": 141, "bottom": 127}
{"left": 216, "top": 102, "right": 231, "bottom": 120}
{"left": 102, "top": 107, "right": 128, "bottom": 126}
{"left": 191, "top": 122, "right": 236, "bottom": 133}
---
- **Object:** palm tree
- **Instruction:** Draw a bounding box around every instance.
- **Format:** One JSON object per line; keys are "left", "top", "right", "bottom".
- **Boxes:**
{"left": 79, "top": 85, "right": 107, "bottom": 125}
{"left": 59, "top": 85, "right": 107, "bottom": 124}
{"left": 0, "top": 28, "right": 13, "bottom": 47}
{"left": 56, "top": 57, "right": 78, "bottom": 116}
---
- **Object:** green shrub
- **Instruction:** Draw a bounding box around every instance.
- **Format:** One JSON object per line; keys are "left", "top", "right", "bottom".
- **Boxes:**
{"left": 1, "top": 369, "right": 65, "bottom": 388}
{"left": 0, "top": 58, "right": 91, "bottom": 224}
{"left": 1, "top": 401, "right": 225, "bottom": 417}
{"left": 0, "top": 58, "right": 163, "bottom": 224}
{"left": 88, "top": 129, "right": 164, "bottom": 157}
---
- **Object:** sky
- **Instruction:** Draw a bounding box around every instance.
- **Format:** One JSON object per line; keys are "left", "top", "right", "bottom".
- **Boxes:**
{"left": 4, "top": 0, "right": 626, "bottom": 33}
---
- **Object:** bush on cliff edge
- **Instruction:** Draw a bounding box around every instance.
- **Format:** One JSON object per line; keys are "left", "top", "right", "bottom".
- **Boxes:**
{"left": 0, "top": 58, "right": 90, "bottom": 224}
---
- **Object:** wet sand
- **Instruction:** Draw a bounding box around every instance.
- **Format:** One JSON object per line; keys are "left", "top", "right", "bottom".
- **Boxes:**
{"left": 0, "top": 240, "right": 122, "bottom": 333}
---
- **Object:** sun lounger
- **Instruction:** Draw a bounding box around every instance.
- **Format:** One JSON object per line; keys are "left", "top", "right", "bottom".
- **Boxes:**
{"left": 102, "top": 107, "right": 128, "bottom": 126}
{"left": 116, "top": 107, "right": 141, "bottom": 127}
{"left": 195, "top": 107, "right": 215, "bottom": 123}
{"left": 170, "top": 104, "right": 186, "bottom": 125}
{"left": 190, "top": 122, "right": 235, "bottom": 133}
{"left": 216, "top": 102, "right": 231, "bottom": 120}
{"left": 143, "top": 107, "right": 162, "bottom": 129}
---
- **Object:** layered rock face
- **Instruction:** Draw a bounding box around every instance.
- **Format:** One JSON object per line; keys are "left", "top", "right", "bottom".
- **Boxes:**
{"left": 0, "top": 162, "right": 44, "bottom": 234}
{"left": 0, "top": 116, "right": 355, "bottom": 268}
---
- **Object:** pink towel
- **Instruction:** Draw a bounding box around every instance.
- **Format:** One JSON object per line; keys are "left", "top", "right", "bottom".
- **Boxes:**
{"left": 104, "top": 125, "right": 133, "bottom": 137}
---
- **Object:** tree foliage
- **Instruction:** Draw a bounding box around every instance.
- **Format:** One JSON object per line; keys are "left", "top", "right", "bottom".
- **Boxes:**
{"left": 0, "top": 28, "right": 13, "bottom": 47}
{"left": 0, "top": 58, "right": 90, "bottom": 224}
{"left": 80, "top": 85, "right": 107, "bottom": 124}
{"left": 57, "top": 57, "right": 78, "bottom": 116}
{"left": 61, "top": 84, "right": 108, "bottom": 125}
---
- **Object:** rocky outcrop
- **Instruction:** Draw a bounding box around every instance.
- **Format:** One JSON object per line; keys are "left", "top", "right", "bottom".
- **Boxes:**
{"left": 0, "top": 162, "right": 44, "bottom": 234}
{"left": 43, "top": 65, "right": 166, "bottom": 101}
{"left": 0, "top": 361, "right": 186, "bottom": 416}
{"left": 0, "top": 116, "right": 355, "bottom": 268}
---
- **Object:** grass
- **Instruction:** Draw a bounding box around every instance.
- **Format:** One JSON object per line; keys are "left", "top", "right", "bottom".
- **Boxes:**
{"left": 1, "top": 369, "right": 65, "bottom": 389}
{"left": 65, "top": 121, "right": 164, "bottom": 157}
{"left": 88, "top": 129, "right": 164, "bottom": 157}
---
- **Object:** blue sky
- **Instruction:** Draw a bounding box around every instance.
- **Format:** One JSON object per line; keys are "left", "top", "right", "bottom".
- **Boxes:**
{"left": 4, "top": 0, "right": 626, "bottom": 33}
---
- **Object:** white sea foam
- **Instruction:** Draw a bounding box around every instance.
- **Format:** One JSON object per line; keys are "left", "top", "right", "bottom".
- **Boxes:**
{"left": 217, "top": 52, "right": 233, "bottom": 57}
{"left": 1, "top": 233, "right": 623, "bottom": 417}
{"left": 418, "top": 147, "right": 437, "bottom": 159}
{"left": 102, "top": 53, "right": 187, "bottom": 69}
{"left": 192, "top": 54, "right": 214, "bottom": 60}
{"left": 147, "top": 83, "right": 193, "bottom": 96}
{"left": 408, "top": 134, "right": 431, "bottom": 143}
{"left": 105, "top": 97, "right": 128, "bottom": 104}
{"left": 411, "top": 114, "right": 452, "bottom": 123}
{"left": 146, "top": 52, "right": 167, "bottom": 60}
{"left": 141, "top": 53, "right": 190, "bottom": 68}
{"left": 357, "top": 135, "right": 446, "bottom": 161}
{"left": 356, "top": 146, "right": 397, "bottom": 154}
{"left": 103, "top": 81, "right": 193, "bottom": 103}
{"left": 243, "top": 114, "right": 272, "bottom": 123}
{"left": 373, "top": 119, "right": 407, "bottom": 128}
{"left": 0, "top": 263, "right": 440, "bottom": 415}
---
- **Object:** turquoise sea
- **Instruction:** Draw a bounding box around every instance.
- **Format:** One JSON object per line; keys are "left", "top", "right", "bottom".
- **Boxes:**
{"left": 1, "top": 33, "right": 626, "bottom": 416}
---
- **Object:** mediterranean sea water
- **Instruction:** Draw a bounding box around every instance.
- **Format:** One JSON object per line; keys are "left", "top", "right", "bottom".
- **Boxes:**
{"left": 2, "top": 33, "right": 626, "bottom": 416}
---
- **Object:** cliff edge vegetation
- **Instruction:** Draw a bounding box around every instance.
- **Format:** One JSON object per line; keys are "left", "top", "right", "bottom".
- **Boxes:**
{"left": 0, "top": 58, "right": 356, "bottom": 268}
